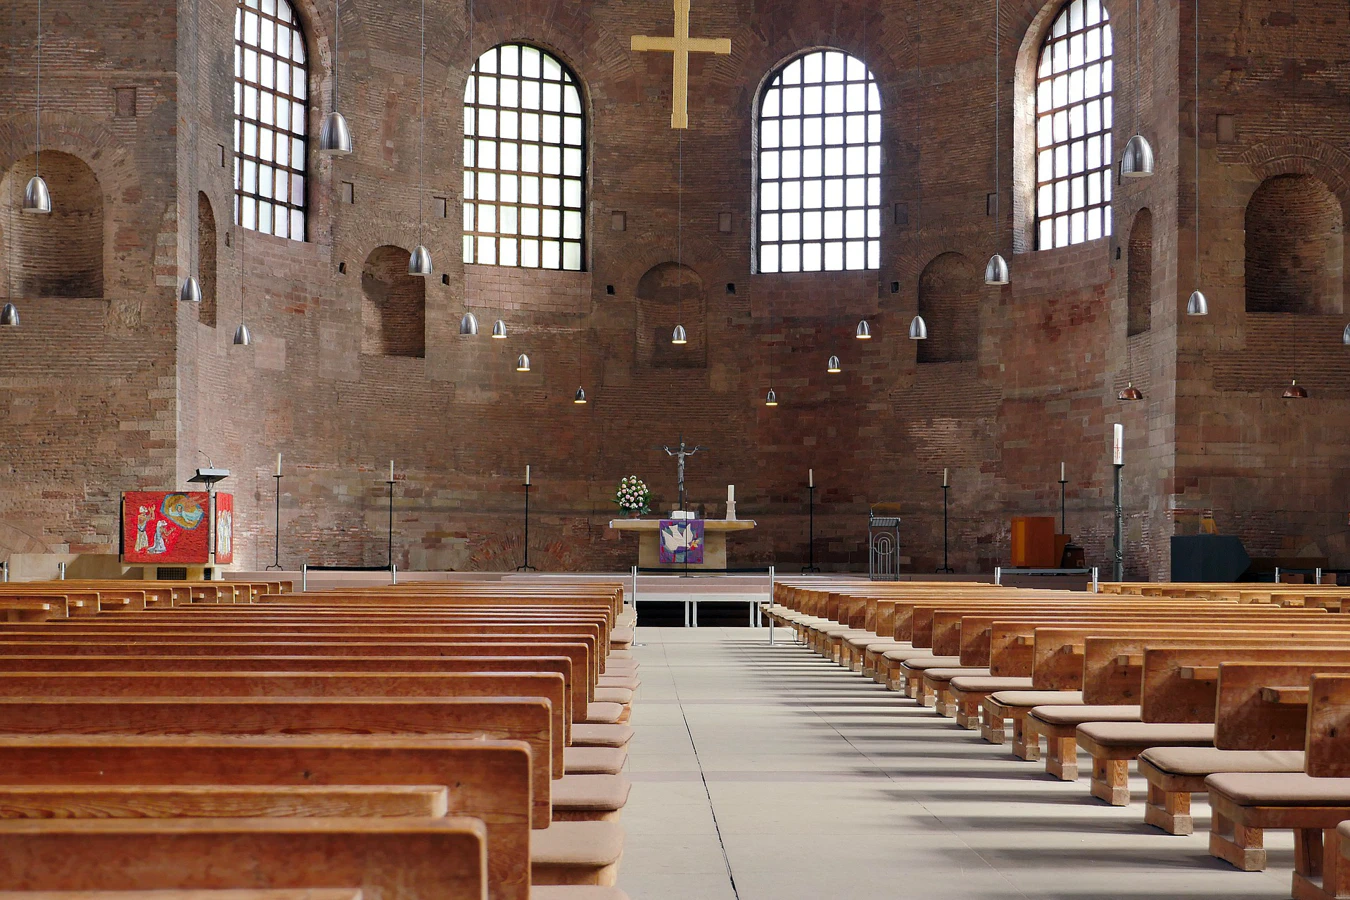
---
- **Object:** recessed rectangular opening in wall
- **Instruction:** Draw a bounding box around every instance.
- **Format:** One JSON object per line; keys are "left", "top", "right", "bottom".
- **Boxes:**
{"left": 115, "top": 87, "right": 137, "bottom": 118}
{"left": 442, "top": 274, "right": 450, "bottom": 285}
{"left": 1216, "top": 114, "right": 1236, "bottom": 144}
{"left": 726, "top": 283, "right": 736, "bottom": 294}
{"left": 893, "top": 202, "right": 908, "bottom": 226}
{"left": 718, "top": 212, "right": 733, "bottom": 233}
{"left": 986, "top": 193, "right": 997, "bottom": 216}
{"left": 338, "top": 261, "right": 346, "bottom": 274}
{"left": 611, "top": 211, "right": 627, "bottom": 232}
{"left": 218, "top": 145, "right": 227, "bottom": 167}
{"left": 341, "top": 182, "right": 355, "bottom": 204}
{"left": 606, "top": 285, "right": 615, "bottom": 295}
{"left": 890, "top": 282, "right": 900, "bottom": 294}
{"left": 435, "top": 197, "right": 448, "bottom": 218}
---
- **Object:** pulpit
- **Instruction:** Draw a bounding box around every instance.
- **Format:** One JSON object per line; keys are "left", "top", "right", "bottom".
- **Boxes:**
{"left": 609, "top": 519, "right": 756, "bottom": 570}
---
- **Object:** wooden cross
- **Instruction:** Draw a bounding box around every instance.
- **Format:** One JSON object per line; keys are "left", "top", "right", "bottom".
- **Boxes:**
{"left": 630, "top": 0, "right": 732, "bottom": 129}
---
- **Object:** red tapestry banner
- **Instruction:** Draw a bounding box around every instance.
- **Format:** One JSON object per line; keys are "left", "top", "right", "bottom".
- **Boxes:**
{"left": 122, "top": 491, "right": 211, "bottom": 564}
{"left": 215, "top": 492, "right": 234, "bottom": 564}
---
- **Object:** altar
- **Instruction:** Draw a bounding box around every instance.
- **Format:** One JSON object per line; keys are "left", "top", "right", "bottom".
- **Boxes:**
{"left": 608, "top": 519, "right": 757, "bottom": 570}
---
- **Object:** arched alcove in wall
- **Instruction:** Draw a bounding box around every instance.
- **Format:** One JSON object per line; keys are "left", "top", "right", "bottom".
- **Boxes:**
{"left": 0, "top": 151, "right": 104, "bottom": 299}
{"left": 917, "top": 252, "right": 978, "bottom": 364}
{"left": 1244, "top": 174, "right": 1344, "bottom": 315}
{"left": 361, "top": 246, "right": 426, "bottom": 358}
{"left": 198, "top": 192, "right": 218, "bottom": 327}
{"left": 635, "top": 262, "right": 706, "bottom": 369}
{"left": 1127, "top": 208, "right": 1152, "bottom": 336}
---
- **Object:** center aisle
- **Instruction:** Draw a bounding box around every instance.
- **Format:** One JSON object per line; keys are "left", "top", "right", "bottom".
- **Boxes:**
{"left": 619, "top": 626, "right": 1294, "bottom": 900}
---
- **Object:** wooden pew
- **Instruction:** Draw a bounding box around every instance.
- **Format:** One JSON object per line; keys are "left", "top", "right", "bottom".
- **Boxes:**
{"left": 0, "top": 817, "right": 488, "bottom": 900}
{"left": 0, "top": 785, "right": 452, "bottom": 818}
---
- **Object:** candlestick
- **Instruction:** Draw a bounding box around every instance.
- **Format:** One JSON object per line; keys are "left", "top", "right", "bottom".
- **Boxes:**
{"left": 525, "top": 464, "right": 531, "bottom": 486}
{"left": 265, "top": 472, "right": 283, "bottom": 570}
{"left": 517, "top": 478, "right": 536, "bottom": 571}
{"left": 1060, "top": 460, "right": 1065, "bottom": 482}
{"left": 1112, "top": 424, "right": 1124, "bottom": 466}
{"left": 942, "top": 467, "right": 948, "bottom": 488}
{"left": 389, "top": 459, "right": 395, "bottom": 482}
{"left": 809, "top": 468, "right": 814, "bottom": 488}
{"left": 728, "top": 484, "right": 735, "bottom": 502}
{"left": 276, "top": 452, "right": 282, "bottom": 477}
{"left": 803, "top": 482, "right": 820, "bottom": 573}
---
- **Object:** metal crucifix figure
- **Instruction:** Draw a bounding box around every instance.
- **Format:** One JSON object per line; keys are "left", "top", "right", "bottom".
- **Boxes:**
{"left": 662, "top": 434, "right": 705, "bottom": 512}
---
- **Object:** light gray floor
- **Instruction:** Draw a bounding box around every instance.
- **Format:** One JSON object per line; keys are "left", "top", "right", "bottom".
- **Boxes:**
{"left": 618, "top": 626, "right": 1296, "bottom": 900}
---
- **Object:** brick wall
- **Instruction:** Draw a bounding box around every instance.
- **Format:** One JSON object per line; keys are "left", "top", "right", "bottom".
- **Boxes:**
{"left": 4, "top": 0, "right": 1346, "bottom": 579}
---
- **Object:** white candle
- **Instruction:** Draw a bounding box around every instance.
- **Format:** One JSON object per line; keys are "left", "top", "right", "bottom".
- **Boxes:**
{"left": 1113, "top": 424, "right": 1124, "bottom": 466}
{"left": 389, "top": 459, "right": 395, "bottom": 482}
{"left": 943, "top": 467, "right": 948, "bottom": 487}
{"left": 1060, "top": 461, "right": 1066, "bottom": 482}
{"left": 525, "top": 465, "right": 531, "bottom": 486}
{"left": 276, "top": 453, "right": 282, "bottom": 477}
{"left": 809, "top": 469, "right": 814, "bottom": 488}
{"left": 728, "top": 484, "right": 735, "bottom": 502}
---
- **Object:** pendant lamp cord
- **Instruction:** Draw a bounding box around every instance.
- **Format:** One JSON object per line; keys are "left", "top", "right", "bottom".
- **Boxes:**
{"left": 993, "top": 0, "right": 999, "bottom": 242}
{"left": 35, "top": 0, "right": 41, "bottom": 176}
{"left": 1193, "top": 0, "right": 1200, "bottom": 279}
{"left": 333, "top": 0, "right": 340, "bottom": 111}
{"left": 1134, "top": 0, "right": 1141, "bottom": 133}
{"left": 190, "top": 0, "right": 199, "bottom": 279}
{"left": 418, "top": 0, "right": 426, "bottom": 247}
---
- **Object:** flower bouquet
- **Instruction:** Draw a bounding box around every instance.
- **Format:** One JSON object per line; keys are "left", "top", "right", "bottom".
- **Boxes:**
{"left": 614, "top": 476, "right": 652, "bottom": 517}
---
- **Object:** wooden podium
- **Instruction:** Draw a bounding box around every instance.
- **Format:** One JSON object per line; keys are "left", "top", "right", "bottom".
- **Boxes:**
{"left": 608, "top": 519, "right": 756, "bottom": 570}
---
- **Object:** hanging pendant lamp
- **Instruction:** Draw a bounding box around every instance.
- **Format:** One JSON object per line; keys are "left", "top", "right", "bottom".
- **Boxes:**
{"left": 1120, "top": 0, "right": 1154, "bottom": 178}
{"left": 855, "top": 319, "right": 872, "bottom": 340}
{"left": 1281, "top": 379, "right": 1308, "bottom": 400}
{"left": 492, "top": 318, "right": 507, "bottom": 339}
{"left": 908, "top": 315, "right": 928, "bottom": 340}
{"left": 574, "top": 387, "right": 587, "bottom": 404}
{"left": 179, "top": 276, "right": 202, "bottom": 304}
{"left": 1, "top": 303, "right": 20, "bottom": 327}
{"left": 459, "top": 311, "right": 479, "bottom": 335}
{"left": 1118, "top": 382, "right": 1144, "bottom": 401}
{"left": 1342, "top": 322, "right": 1350, "bottom": 345}
{"left": 24, "top": 0, "right": 50, "bottom": 214}
{"left": 671, "top": 324, "right": 688, "bottom": 345}
{"left": 985, "top": 0, "right": 1009, "bottom": 285}
{"left": 1186, "top": 0, "right": 1208, "bottom": 316}
{"left": 765, "top": 388, "right": 778, "bottom": 407}
{"left": 233, "top": 323, "right": 252, "bottom": 346}
{"left": 826, "top": 356, "right": 842, "bottom": 374}
{"left": 408, "top": 245, "right": 433, "bottom": 276}
{"left": 515, "top": 354, "right": 531, "bottom": 372}
{"left": 318, "top": 0, "right": 353, "bottom": 156}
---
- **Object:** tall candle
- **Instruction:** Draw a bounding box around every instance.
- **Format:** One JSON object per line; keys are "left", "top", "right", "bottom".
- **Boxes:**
{"left": 276, "top": 453, "right": 282, "bottom": 477}
{"left": 1112, "top": 424, "right": 1124, "bottom": 466}
{"left": 525, "top": 465, "right": 531, "bottom": 486}
{"left": 1060, "top": 461, "right": 1066, "bottom": 482}
{"left": 728, "top": 484, "right": 735, "bottom": 502}
{"left": 389, "top": 459, "right": 395, "bottom": 481}
{"left": 809, "top": 469, "right": 814, "bottom": 488}
{"left": 943, "top": 467, "right": 948, "bottom": 487}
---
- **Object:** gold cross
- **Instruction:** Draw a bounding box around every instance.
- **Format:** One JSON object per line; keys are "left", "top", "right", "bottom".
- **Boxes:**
{"left": 631, "top": 0, "right": 732, "bottom": 129}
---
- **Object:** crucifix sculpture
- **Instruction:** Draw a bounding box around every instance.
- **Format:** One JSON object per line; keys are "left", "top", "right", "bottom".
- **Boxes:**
{"left": 630, "top": 0, "right": 732, "bottom": 129}
{"left": 662, "top": 434, "right": 705, "bottom": 512}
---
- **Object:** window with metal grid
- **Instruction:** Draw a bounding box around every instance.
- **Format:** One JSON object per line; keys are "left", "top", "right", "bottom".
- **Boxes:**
{"left": 756, "top": 49, "right": 882, "bottom": 274}
{"left": 233, "top": 0, "right": 308, "bottom": 241}
{"left": 1035, "top": 0, "right": 1113, "bottom": 250}
{"left": 463, "top": 44, "right": 585, "bottom": 271}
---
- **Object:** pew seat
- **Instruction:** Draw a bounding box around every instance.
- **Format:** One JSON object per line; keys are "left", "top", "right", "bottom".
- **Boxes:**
{"left": 981, "top": 690, "right": 1084, "bottom": 756}
{"left": 593, "top": 688, "right": 633, "bottom": 705}
{"left": 1075, "top": 721, "right": 1216, "bottom": 805}
{"left": 949, "top": 676, "right": 1033, "bottom": 730}
{"left": 564, "top": 746, "right": 627, "bottom": 776}
{"left": 532, "top": 888, "right": 631, "bottom": 900}
{"left": 531, "top": 820, "right": 625, "bottom": 887}
{"left": 609, "top": 628, "right": 633, "bottom": 649}
{"left": 552, "top": 776, "right": 631, "bottom": 823}
{"left": 896, "top": 656, "right": 962, "bottom": 700}
{"left": 1136, "top": 748, "right": 1304, "bottom": 835}
{"left": 570, "top": 725, "right": 633, "bottom": 749}
{"left": 921, "top": 667, "right": 992, "bottom": 717}
{"left": 585, "top": 703, "right": 625, "bottom": 725}
{"left": 1025, "top": 705, "right": 1141, "bottom": 780}
{"left": 1205, "top": 772, "right": 1350, "bottom": 873}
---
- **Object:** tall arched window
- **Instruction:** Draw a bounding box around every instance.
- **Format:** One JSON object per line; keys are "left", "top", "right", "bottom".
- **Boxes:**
{"left": 464, "top": 43, "right": 585, "bottom": 271}
{"left": 756, "top": 49, "right": 881, "bottom": 274}
{"left": 234, "top": 0, "right": 308, "bottom": 241}
{"left": 1035, "top": 0, "right": 1112, "bottom": 250}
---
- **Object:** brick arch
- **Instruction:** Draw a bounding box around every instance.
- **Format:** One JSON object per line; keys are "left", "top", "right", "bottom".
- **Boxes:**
{"left": 1127, "top": 207, "right": 1152, "bottom": 335}
{"left": 917, "top": 252, "right": 979, "bottom": 364}
{"left": 361, "top": 245, "right": 426, "bottom": 358}
{"left": 635, "top": 261, "right": 707, "bottom": 370}
{"left": 1243, "top": 175, "right": 1343, "bottom": 316}
{"left": 0, "top": 151, "right": 104, "bottom": 299}
{"left": 1239, "top": 136, "right": 1350, "bottom": 221}
{"left": 198, "top": 192, "right": 218, "bottom": 327}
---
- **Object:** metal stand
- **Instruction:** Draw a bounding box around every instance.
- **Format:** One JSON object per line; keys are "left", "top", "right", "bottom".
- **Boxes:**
{"left": 1059, "top": 476, "right": 1068, "bottom": 535}
{"left": 802, "top": 484, "right": 820, "bottom": 572}
{"left": 1113, "top": 463, "right": 1124, "bottom": 582}
{"left": 937, "top": 484, "right": 953, "bottom": 573}
{"left": 265, "top": 474, "right": 283, "bottom": 570}
{"left": 386, "top": 479, "right": 396, "bottom": 570}
{"left": 517, "top": 482, "right": 536, "bottom": 571}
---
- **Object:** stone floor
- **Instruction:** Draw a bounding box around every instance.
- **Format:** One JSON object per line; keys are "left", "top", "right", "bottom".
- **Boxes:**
{"left": 618, "top": 626, "right": 1297, "bottom": 900}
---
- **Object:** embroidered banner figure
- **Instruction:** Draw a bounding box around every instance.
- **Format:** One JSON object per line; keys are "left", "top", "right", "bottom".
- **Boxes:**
{"left": 658, "top": 518, "right": 705, "bottom": 564}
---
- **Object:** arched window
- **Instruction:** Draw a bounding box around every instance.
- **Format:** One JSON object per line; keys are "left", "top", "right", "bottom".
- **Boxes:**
{"left": 234, "top": 0, "right": 308, "bottom": 241}
{"left": 1034, "top": 0, "right": 1112, "bottom": 250}
{"left": 464, "top": 44, "right": 585, "bottom": 271}
{"left": 756, "top": 49, "right": 881, "bottom": 273}
{"left": 1244, "top": 175, "right": 1344, "bottom": 315}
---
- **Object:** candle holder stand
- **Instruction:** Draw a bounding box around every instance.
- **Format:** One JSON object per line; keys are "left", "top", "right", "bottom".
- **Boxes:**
{"left": 802, "top": 484, "right": 820, "bottom": 573}
{"left": 1113, "top": 464, "right": 1124, "bottom": 582}
{"left": 386, "top": 479, "right": 396, "bottom": 570}
{"left": 265, "top": 474, "right": 283, "bottom": 570}
{"left": 517, "top": 482, "right": 537, "bottom": 571}
{"left": 937, "top": 483, "right": 953, "bottom": 573}
{"left": 1059, "top": 477, "right": 1068, "bottom": 535}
